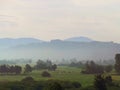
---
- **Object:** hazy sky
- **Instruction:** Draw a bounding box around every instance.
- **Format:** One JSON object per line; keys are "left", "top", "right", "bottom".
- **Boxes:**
{"left": 0, "top": 0, "right": 120, "bottom": 42}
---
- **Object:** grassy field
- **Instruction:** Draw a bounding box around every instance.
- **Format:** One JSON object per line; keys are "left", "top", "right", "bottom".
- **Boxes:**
{"left": 0, "top": 66, "right": 120, "bottom": 88}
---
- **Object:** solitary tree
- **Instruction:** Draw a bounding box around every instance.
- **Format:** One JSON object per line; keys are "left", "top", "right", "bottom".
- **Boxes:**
{"left": 35, "top": 60, "right": 47, "bottom": 70}
{"left": 24, "top": 64, "right": 32, "bottom": 73}
{"left": 14, "top": 65, "right": 22, "bottom": 74}
{"left": 115, "top": 54, "right": 120, "bottom": 74}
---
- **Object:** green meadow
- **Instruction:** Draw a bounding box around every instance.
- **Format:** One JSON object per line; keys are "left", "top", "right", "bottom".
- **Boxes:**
{"left": 0, "top": 66, "right": 120, "bottom": 88}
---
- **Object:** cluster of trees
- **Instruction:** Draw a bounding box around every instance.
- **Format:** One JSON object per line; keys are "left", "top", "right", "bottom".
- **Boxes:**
{"left": 0, "top": 65, "right": 22, "bottom": 74}
{"left": 0, "top": 64, "right": 33, "bottom": 75}
{"left": 82, "top": 61, "right": 104, "bottom": 74}
{"left": 0, "top": 59, "right": 58, "bottom": 75}
{"left": 94, "top": 75, "right": 111, "bottom": 90}
{"left": 34, "top": 60, "right": 57, "bottom": 71}
{"left": 79, "top": 53, "right": 120, "bottom": 75}
{"left": 94, "top": 74, "right": 120, "bottom": 90}
{"left": 82, "top": 61, "right": 113, "bottom": 74}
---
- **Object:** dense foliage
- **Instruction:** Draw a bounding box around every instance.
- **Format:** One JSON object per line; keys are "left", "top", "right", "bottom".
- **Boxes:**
{"left": 94, "top": 75, "right": 107, "bottom": 90}
{"left": 34, "top": 60, "right": 57, "bottom": 71}
{"left": 81, "top": 61, "right": 113, "bottom": 74}
{"left": 24, "top": 64, "right": 32, "bottom": 73}
{"left": 115, "top": 54, "right": 120, "bottom": 74}
{"left": 0, "top": 64, "right": 22, "bottom": 74}
{"left": 82, "top": 61, "right": 104, "bottom": 74}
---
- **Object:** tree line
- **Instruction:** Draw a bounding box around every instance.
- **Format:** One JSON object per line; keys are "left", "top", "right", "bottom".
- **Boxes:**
{"left": 81, "top": 61, "right": 113, "bottom": 74}
{"left": 34, "top": 59, "right": 57, "bottom": 71}
{"left": 0, "top": 59, "right": 58, "bottom": 75}
{"left": 0, "top": 65, "right": 22, "bottom": 74}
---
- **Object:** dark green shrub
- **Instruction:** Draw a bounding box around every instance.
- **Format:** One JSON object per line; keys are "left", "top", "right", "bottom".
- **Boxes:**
{"left": 44, "top": 81, "right": 63, "bottom": 90}
{"left": 72, "top": 82, "right": 81, "bottom": 88}
{"left": 41, "top": 71, "right": 51, "bottom": 77}
{"left": 21, "top": 76, "right": 34, "bottom": 82}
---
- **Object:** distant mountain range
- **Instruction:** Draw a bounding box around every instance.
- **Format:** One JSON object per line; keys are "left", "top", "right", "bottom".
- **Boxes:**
{"left": 0, "top": 38, "right": 43, "bottom": 48}
{"left": 0, "top": 36, "right": 94, "bottom": 44}
{"left": 0, "top": 37, "right": 119, "bottom": 60}
{"left": 0, "top": 36, "right": 94, "bottom": 48}
{"left": 64, "top": 36, "right": 94, "bottom": 42}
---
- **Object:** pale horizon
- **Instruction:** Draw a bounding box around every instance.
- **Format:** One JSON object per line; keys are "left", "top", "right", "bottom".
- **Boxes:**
{"left": 0, "top": 0, "right": 120, "bottom": 42}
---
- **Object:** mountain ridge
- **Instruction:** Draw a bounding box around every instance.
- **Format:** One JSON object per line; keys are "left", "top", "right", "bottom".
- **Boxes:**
{"left": 0, "top": 37, "right": 119, "bottom": 60}
{"left": 64, "top": 36, "right": 94, "bottom": 42}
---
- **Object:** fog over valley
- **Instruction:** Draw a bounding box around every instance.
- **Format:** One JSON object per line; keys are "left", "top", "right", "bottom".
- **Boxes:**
{"left": 0, "top": 37, "right": 119, "bottom": 61}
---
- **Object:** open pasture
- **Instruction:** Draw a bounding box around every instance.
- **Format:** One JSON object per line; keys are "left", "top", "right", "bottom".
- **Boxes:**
{"left": 0, "top": 66, "right": 119, "bottom": 88}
